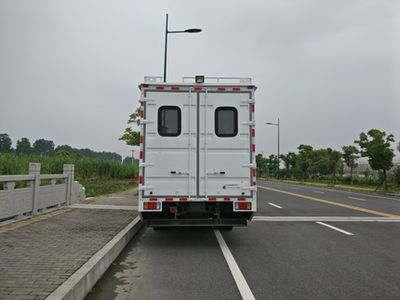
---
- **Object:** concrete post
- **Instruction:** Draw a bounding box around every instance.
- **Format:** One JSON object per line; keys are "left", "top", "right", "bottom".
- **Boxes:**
{"left": 63, "top": 164, "right": 74, "bottom": 205}
{"left": 29, "top": 163, "right": 41, "bottom": 215}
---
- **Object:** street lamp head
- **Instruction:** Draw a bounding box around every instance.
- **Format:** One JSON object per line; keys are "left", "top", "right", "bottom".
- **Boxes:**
{"left": 185, "top": 28, "right": 202, "bottom": 33}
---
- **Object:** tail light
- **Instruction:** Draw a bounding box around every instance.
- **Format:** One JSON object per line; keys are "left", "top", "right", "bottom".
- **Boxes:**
{"left": 143, "top": 202, "right": 160, "bottom": 210}
{"left": 235, "top": 202, "right": 252, "bottom": 210}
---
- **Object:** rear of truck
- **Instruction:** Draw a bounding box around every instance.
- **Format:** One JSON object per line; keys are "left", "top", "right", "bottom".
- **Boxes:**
{"left": 138, "top": 76, "right": 257, "bottom": 227}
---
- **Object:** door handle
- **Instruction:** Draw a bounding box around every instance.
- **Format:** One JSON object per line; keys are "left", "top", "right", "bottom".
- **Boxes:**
{"left": 170, "top": 171, "right": 176, "bottom": 174}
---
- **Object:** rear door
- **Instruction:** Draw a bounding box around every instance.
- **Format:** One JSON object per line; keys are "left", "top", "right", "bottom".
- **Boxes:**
{"left": 198, "top": 91, "right": 253, "bottom": 198}
{"left": 143, "top": 90, "right": 196, "bottom": 197}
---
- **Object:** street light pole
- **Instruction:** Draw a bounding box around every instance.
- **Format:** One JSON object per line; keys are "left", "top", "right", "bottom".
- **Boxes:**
{"left": 266, "top": 118, "right": 280, "bottom": 178}
{"left": 163, "top": 13, "right": 202, "bottom": 82}
{"left": 163, "top": 14, "right": 169, "bottom": 82}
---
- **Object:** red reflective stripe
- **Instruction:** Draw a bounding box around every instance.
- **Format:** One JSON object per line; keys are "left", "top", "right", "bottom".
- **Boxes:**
{"left": 140, "top": 151, "right": 143, "bottom": 159}
{"left": 140, "top": 135, "right": 144, "bottom": 144}
{"left": 194, "top": 87, "right": 203, "bottom": 91}
{"left": 253, "top": 181, "right": 257, "bottom": 186}
{"left": 252, "top": 129, "right": 255, "bottom": 137}
{"left": 138, "top": 176, "right": 142, "bottom": 184}
{"left": 252, "top": 144, "right": 256, "bottom": 152}
{"left": 217, "top": 87, "right": 226, "bottom": 91}
{"left": 149, "top": 198, "right": 158, "bottom": 201}
{"left": 252, "top": 169, "right": 257, "bottom": 177}
{"left": 238, "top": 197, "right": 246, "bottom": 201}
{"left": 208, "top": 197, "right": 217, "bottom": 201}
{"left": 140, "top": 110, "right": 144, "bottom": 118}
{"left": 251, "top": 103, "right": 255, "bottom": 112}
{"left": 179, "top": 197, "right": 188, "bottom": 201}
{"left": 165, "top": 198, "right": 173, "bottom": 202}
{"left": 156, "top": 86, "right": 164, "bottom": 90}
{"left": 171, "top": 86, "right": 180, "bottom": 90}
{"left": 232, "top": 87, "right": 241, "bottom": 91}
{"left": 224, "top": 197, "right": 231, "bottom": 201}
{"left": 140, "top": 101, "right": 144, "bottom": 106}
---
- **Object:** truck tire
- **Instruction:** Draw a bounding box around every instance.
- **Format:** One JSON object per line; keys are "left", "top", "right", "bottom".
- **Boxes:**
{"left": 217, "top": 226, "right": 233, "bottom": 231}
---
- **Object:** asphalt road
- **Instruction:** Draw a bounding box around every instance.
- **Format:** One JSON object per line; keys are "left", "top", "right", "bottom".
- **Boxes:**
{"left": 86, "top": 180, "right": 400, "bottom": 300}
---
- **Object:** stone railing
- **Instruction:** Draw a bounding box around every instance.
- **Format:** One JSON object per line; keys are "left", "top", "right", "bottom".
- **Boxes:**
{"left": 0, "top": 163, "right": 85, "bottom": 223}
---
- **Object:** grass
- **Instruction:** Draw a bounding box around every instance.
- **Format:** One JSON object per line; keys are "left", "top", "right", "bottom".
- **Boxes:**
{"left": 0, "top": 153, "right": 138, "bottom": 196}
{"left": 82, "top": 179, "right": 136, "bottom": 197}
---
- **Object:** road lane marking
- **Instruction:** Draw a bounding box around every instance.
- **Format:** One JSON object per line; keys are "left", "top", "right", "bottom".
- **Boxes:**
{"left": 313, "top": 190, "right": 325, "bottom": 194}
{"left": 268, "top": 202, "right": 282, "bottom": 209}
{"left": 252, "top": 216, "right": 400, "bottom": 222}
{"left": 85, "top": 197, "right": 94, "bottom": 200}
{"left": 316, "top": 222, "right": 354, "bottom": 235}
{"left": 348, "top": 196, "right": 366, "bottom": 202}
{"left": 258, "top": 185, "right": 400, "bottom": 218}
{"left": 258, "top": 179, "right": 400, "bottom": 202}
{"left": 214, "top": 230, "right": 255, "bottom": 300}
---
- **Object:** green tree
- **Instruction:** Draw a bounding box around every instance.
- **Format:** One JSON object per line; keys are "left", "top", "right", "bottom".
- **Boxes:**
{"left": 266, "top": 154, "right": 279, "bottom": 177}
{"left": 342, "top": 145, "right": 359, "bottom": 184}
{"left": 326, "top": 148, "right": 343, "bottom": 184}
{"left": 0, "top": 133, "right": 12, "bottom": 153}
{"left": 256, "top": 153, "right": 269, "bottom": 177}
{"left": 355, "top": 129, "right": 395, "bottom": 192}
{"left": 123, "top": 156, "right": 138, "bottom": 165}
{"left": 280, "top": 152, "right": 297, "bottom": 178}
{"left": 120, "top": 107, "right": 140, "bottom": 146}
{"left": 295, "top": 144, "right": 314, "bottom": 180}
{"left": 33, "top": 138, "right": 55, "bottom": 155}
{"left": 16, "top": 137, "right": 32, "bottom": 154}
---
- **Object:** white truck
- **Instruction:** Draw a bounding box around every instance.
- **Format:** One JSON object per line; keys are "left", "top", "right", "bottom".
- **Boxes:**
{"left": 138, "top": 76, "right": 257, "bottom": 228}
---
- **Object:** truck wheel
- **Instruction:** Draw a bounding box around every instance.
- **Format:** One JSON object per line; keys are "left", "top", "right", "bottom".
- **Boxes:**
{"left": 218, "top": 226, "right": 233, "bottom": 231}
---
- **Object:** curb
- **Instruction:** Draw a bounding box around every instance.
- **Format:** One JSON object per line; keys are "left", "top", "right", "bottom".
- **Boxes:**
{"left": 46, "top": 216, "right": 143, "bottom": 300}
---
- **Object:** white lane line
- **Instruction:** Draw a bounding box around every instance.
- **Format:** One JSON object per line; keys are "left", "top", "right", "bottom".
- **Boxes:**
{"left": 253, "top": 216, "right": 400, "bottom": 222}
{"left": 313, "top": 190, "right": 325, "bottom": 194}
{"left": 268, "top": 202, "right": 282, "bottom": 209}
{"left": 214, "top": 230, "right": 255, "bottom": 300}
{"left": 348, "top": 196, "right": 366, "bottom": 202}
{"left": 316, "top": 222, "right": 354, "bottom": 235}
{"left": 85, "top": 197, "right": 94, "bottom": 200}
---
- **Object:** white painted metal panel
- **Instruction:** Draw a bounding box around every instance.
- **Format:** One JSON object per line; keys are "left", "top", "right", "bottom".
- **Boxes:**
{"left": 143, "top": 91, "right": 196, "bottom": 197}
{"left": 198, "top": 92, "right": 252, "bottom": 197}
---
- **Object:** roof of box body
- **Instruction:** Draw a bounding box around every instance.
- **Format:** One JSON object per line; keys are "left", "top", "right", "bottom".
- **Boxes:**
{"left": 138, "top": 76, "right": 257, "bottom": 91}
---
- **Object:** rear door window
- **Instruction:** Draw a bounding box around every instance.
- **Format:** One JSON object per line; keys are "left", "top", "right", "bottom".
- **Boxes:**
{"left": 158, "top": 106, "right": 181, "bottom": 136}
{"left": 215, "top": 107, "right": 238, "bottom": 137}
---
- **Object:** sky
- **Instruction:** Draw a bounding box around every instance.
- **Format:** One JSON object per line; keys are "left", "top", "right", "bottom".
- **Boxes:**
{"left": 0, "top": 0, "right": 399, "bottom": 160}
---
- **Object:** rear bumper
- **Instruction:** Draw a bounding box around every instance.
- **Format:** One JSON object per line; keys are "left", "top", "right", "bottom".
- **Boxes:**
{"left": 142, "top": 217, "right": 248, "bottom": 227}
{"left": 141, "top": 202, "right": 254, "bottom": 227}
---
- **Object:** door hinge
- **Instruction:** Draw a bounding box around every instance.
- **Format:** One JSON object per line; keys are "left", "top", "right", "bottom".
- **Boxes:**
{"left": 139, "top": 119, "right": 154, "bottom": 125}
{"left": 241, "top": 120, "right": 255, "bottom": 126}
{"left": 139, "top": 186, "right": 154, "bottom": 191}
{"left": 139, "top": 162, "right": 154, "bottom": 168}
